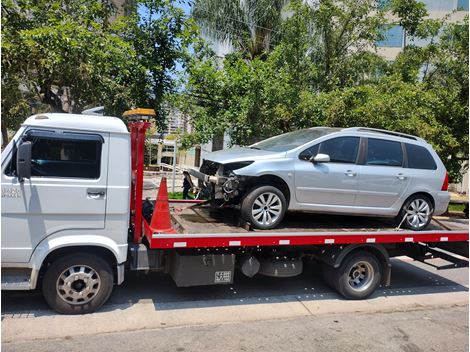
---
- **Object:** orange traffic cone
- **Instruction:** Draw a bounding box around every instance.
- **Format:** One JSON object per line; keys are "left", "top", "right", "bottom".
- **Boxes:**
{"left": 150, "top": 177, "right": 177, "bottom": 234}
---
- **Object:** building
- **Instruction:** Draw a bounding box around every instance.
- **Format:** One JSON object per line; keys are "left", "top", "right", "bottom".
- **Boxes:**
{"left": 377, "top": 0, "right": 468, "bottom": 60}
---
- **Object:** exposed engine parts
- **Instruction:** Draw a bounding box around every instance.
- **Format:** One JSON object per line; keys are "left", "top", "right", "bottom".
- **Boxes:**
{"left": 189, "top": 160, "right": 246, "bottom": 203}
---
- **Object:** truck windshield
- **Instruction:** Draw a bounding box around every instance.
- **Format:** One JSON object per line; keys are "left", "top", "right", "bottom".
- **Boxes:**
{"left": 250, "top": 128, "right": 340, "bottom": 152}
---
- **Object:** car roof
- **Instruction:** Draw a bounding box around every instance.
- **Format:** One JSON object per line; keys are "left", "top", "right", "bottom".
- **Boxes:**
{"left": 22, "top": 113, "right": 129, "bottom": 134}
{"left": 313, "top": 126, "right": 426, "bottom": 144}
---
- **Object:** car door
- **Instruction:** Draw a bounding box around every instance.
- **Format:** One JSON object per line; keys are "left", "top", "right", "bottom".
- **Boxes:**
{"left": 294, "top": 136, "right": 360, "bottom": 208}
{"left": 1, "top": 129, "right": 109, "bottom": 263}
{"left": 356, "top": 137, "right": 410, "bottom": 208}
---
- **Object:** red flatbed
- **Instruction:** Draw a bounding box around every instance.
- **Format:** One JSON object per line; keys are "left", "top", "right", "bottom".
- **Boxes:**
{"left": 143, "top": 201, "right": 469, "bottom": 250}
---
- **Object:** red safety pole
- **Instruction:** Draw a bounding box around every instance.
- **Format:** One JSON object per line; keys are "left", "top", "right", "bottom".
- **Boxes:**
{"left": 132, "top": 121, "right": 151, "bottom": 244}
{"left": 129, "top": 124, "right": 138, "bottom": 214}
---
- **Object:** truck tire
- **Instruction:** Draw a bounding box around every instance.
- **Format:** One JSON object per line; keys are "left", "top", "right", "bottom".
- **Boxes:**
{"left": 397, "top": 194, "right": 434, "bottom": 230}
{"left": 42, "top": 253, "right": 114, "bottom": 314}
{"left": 332, "top": 251, "right": 382, "bottom": 300}
{"left": 241, "top": 185, "right": 287, "bottom": 230}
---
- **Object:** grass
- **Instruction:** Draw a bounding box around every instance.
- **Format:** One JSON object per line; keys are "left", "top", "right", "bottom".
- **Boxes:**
{"left": 168, "top": 191, "right": 184, "bottom": 199}
{"left": 448, "top": 203, "right": 466, "bottom": 212}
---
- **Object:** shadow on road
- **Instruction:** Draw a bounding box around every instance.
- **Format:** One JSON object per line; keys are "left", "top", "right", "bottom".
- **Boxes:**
{"left": 2, "top": 257, "right": 468, "bottom": 318}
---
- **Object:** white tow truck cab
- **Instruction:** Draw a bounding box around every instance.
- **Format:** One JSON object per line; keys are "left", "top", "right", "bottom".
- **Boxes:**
{"left": 1, "top": 113, "right": 468, "bottom": 314}
{"left": 1, "top": 114, "right": 129, "bottom": 311}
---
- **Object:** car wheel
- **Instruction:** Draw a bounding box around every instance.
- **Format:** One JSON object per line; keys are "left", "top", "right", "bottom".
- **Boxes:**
{"left": 398, "top": 194, "right": 434, "bottom": 230}
{"left": 333, "top": 251, "right": 382, "bottom": 300}
{"left": 241, "top": 185, "right": 287, "bottom": 230}
{"left": 42, "top": 253, "right": 114, "bottom": 314}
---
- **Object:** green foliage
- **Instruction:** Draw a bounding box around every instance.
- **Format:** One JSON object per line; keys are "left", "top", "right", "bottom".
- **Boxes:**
{"left": 390, "top": 0, "right": 428, "bottom": 37}
{"left": 1, "top": 0, "right": 195, "bottom": 146}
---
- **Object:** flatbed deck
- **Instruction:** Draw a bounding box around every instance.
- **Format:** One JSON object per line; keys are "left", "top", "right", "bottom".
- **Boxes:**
{"left": 142, "top": 201, "right": 469, "bottom": 250}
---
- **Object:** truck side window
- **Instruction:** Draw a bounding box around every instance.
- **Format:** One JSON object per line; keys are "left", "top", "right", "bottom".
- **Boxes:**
{"left": 28, "top": 135, "right": 102, "bottom": 179}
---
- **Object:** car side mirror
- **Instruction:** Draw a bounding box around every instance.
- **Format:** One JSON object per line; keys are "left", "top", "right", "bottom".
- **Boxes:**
{"left": 310, "top": 153, "right": 330, "bottom": 163}
{"left": 17, "top": 141, "right": 32, "bottom": 182}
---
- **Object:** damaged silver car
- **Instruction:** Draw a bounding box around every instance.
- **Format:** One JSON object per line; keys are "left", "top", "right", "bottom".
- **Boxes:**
{"left": 188, "top": 127, "right": 450, "bottom": 230}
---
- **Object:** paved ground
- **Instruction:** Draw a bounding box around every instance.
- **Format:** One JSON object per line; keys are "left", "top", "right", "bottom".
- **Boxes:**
{"left": 2, "top": 257, "right": 468, "bottom": 351}
{"left": 3, "top": 306, "right": 468, "bottom": 352}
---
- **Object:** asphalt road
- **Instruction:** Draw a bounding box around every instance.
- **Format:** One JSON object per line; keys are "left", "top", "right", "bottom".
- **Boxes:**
{"left": 3, "top": 306, "right": 468, "bottom": 352}
{"left": 2, "top": 257, "right": 468, "bottom": 351}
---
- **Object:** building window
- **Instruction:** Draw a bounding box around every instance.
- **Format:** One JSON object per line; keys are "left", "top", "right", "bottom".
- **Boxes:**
{"left": 376, "top": 25, "right": 404, "bottom": 47}
{"left": 457, "top": 0, "right": 469, "bottom": 11}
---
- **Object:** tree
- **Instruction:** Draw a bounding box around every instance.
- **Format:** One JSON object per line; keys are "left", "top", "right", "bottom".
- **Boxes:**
{"left": 191, "top": 0, "right": 288, "bottom": 59}
{"left": 1, "top": 0, "right": 196, "bottom": 146}
{"left": 116, "top": 0, "right": 197, "bottom": 132}
{"left": 181, "top": 1, "right": 468, "bottom": 180}
{"left": 181, "top": 0, "right": 388, "bottom": 145}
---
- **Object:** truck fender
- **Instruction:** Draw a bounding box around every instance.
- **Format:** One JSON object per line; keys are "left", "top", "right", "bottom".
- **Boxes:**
{"left": 28, "top": 234, "right": 128, "bottom": 289}
{"left": 317, "top": 243, "right": 391, "bottom": 287}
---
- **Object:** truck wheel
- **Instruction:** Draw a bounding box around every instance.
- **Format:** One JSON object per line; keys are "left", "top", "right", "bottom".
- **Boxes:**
{"left": 241, "top": 185, "right": 287, "bottom": 230}
{"left": 42, "top": 253, "right": 114, "bottom": 314}
{"left": 333, "top": 251, "right": 382, "bottom": 300}
{"left": 397, "top": 194, "right": 434, "bottom": 230}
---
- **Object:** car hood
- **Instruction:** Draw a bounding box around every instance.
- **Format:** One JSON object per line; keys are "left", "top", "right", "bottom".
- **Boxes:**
{"left": 204, "top": 147, "right": 285, "bottom": 164}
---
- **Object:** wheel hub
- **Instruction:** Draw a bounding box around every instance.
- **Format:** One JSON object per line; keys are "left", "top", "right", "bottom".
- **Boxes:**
{"left": 56, "top": 265, "right": 101, "bottom": 305}
{"left": 252, "top": 192, "right": 282, "bottom": 226}
{"left": 406, "top": 199, "right": 431, "bottom": 228}
{"left": 347, "top": 261, "right": 374, "bottom": 292}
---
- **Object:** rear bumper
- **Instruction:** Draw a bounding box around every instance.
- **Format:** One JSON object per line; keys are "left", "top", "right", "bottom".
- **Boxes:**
{"left": 434, "top": 191, "right": 451, "bottom": 215}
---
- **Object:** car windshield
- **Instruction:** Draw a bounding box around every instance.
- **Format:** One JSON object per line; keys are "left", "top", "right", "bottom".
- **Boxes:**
{"left": 250, "top": 128, "right": 340, "bottom": 152}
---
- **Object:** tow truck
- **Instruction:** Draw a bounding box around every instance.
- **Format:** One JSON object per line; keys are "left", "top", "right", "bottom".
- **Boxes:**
{"left": 1, "top": 110, "right": 468, "bottom": 314}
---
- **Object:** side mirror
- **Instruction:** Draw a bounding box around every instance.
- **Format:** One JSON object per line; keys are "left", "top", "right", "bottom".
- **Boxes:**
{"left": 17, "top": 141, "right": 32, "bottom": 181}
{"left": 310, "top": 153, "right": 330, "bottom": 163}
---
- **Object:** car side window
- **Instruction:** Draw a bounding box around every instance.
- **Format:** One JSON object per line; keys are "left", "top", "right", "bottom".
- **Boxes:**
{"left": 299, "top": 144, "right": 319, "bottom": 161}
{"left": 405, "top": 143, "right": 437, "bottom": 170}
{"left": 319, "top": 137, "right": 360, "bottom": 163}
{"left": 366, "top": 138, "right": 403, "bottom": 167}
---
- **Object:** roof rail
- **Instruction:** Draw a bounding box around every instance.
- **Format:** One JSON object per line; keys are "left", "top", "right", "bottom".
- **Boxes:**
{"left": 344, "top": 127, "right": 419, "bottom": 141}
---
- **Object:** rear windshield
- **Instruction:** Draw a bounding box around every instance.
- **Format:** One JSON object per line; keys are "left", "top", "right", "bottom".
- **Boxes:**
{"left": 250, "top": 128, "right": 340, "bottom": 152}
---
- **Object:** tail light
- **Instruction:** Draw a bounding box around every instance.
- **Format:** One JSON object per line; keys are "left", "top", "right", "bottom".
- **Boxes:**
{"left": 441, "top": 172, "right": 449, "bottom": 191}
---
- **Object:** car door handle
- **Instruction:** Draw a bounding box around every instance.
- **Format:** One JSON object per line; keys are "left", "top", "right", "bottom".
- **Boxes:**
{"left": 344, "top": 170, "right": 357, "bottom": 177}
{"left": 87, "top": 189, "right": 106, "bottom": 199}
{"left": 397, "top": 173, "right": 407, "bottom": 180}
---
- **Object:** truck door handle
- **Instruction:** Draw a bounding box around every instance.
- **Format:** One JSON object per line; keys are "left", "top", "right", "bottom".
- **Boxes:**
{"left": 344, "top": 170, "right": 356, "bottom": 177}
{"left": 397, "top": 173, "right": 407, "bottom": 180}
{"left": 87, "top": 189, "right": 106, "bottom": 199}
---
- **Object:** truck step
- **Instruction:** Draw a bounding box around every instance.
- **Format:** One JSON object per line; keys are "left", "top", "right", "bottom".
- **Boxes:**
{"left": 1, "top": 272, "right": 31, "bottom": 290}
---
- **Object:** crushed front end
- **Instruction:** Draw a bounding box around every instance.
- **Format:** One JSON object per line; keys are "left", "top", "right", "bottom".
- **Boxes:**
{"left": 187, "top": 160, "right": 253, "bottom": 202}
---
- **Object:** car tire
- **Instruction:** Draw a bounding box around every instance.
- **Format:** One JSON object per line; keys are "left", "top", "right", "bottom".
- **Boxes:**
{"left": 333, "top": 251, "right": 382, "bottom": 300}
{"left": 42, "top": 253, "right": 114, "bottom": 315}
{"left": 241, "top": 185, "right": 287, "bottom": 230}
{"left": 397, "top": 194, "right": 434, "bottom": 230}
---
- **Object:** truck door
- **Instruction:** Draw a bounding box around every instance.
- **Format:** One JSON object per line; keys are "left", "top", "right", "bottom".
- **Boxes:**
{"left": 1, "top": 129, "right": 109, "bottom": 263}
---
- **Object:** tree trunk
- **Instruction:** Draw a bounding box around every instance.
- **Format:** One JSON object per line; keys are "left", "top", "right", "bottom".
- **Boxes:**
{"left": 1, "top": 123, "right": 9, "bottom": 149}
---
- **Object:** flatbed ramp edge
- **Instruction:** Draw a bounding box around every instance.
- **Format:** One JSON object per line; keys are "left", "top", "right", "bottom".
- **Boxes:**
{"left": 143, "top": 202, "right": 469, "bottom": 250}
